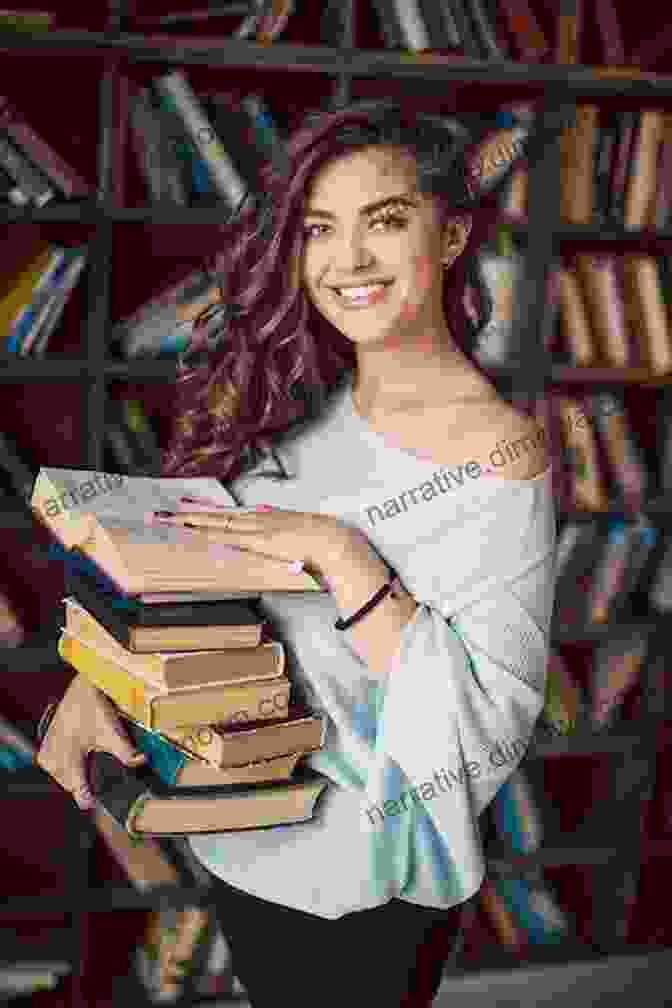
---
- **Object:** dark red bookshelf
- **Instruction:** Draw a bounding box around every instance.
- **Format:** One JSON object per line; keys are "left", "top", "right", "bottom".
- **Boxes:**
{"left": 1, "top": 2, "right": 671, "bottom": 1006}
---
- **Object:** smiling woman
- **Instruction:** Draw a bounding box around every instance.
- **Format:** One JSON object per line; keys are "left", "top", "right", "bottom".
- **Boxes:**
{"left": 37, "top": 99, "right": 555, "bottom": 1008}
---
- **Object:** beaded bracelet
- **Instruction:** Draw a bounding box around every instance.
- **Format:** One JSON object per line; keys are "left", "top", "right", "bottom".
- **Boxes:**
{"left": 334, "top": 575, "right": 400, "bottom": 631}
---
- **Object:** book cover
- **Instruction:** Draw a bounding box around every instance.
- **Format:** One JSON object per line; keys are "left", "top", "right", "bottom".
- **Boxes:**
{"left": 622, "top": 255, "right": 672, "bottom": 374}
{"left": 556, "top": 396, "right": 610, "bottom": 512}
{"left": 120, "top": 706, "right": 326, "bottom": 774}
{"left": 152, "top": 72, "right": 249, "bottom": 212}
{"left": 557, "top": 263, "right": 597, "bottom": 367}
{"left": 63, "top": 596, "right": 279, "bottom": 685}
{"left": 31, "top": 250, "right": 87, "bottom": 357}
{"left": 590, "top": 392, "right": 647, "bottom": 510}
{"left": 591, "top": 628, "right": 648, "bottom": 728}
{"left": 64, "top": 567, "right": 262, "bottom": 629}
{"left": 0, "top": 131, "right": 53, "bottom": 206}
{"left": 58, "top": 631, "right": 292, "bottom": 733}
{"left": 86, "top": 749, "right": 329, "bottom": 838}
{"left": 623, "top": 110, "right": 665, "bottom": 230}
{"left": 0, "top": 95, "right": 90, "bottom": 198}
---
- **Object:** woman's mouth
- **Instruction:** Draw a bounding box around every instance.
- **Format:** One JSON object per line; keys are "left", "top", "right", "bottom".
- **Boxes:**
{"left": 329, "top": 282, "right": 393, "bottom": 308}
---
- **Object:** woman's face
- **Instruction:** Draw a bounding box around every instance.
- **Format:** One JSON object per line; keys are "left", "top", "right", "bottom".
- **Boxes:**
{"left": 300, "top": 145, "right": 455, "bottom": 349}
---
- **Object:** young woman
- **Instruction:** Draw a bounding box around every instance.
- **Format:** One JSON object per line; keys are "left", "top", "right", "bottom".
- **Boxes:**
{"left": 37, "top": 99, "right": 556, "bottom": 1007}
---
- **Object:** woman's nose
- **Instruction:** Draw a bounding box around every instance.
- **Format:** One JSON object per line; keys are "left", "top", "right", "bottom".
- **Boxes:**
{"left": 333, "top": 232, "right": 375, "bottom": 271}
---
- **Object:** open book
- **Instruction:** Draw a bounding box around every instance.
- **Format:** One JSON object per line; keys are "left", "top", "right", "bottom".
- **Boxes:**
{"left": 31, "top": 468, "right": 324, "bottom": 596}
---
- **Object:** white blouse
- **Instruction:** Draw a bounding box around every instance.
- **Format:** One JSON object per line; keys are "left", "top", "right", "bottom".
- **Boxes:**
{"left": 188, "top": 372, "right": 557, "bottom": 919}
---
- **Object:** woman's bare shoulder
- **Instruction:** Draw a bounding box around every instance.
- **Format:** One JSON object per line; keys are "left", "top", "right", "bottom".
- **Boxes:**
{"left": 431, "top": 395, "right": 548, "bottom": 481}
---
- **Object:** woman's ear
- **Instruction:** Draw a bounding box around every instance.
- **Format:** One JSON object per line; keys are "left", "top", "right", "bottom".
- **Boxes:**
{"left": 441, "top": 215, "right": 472, "bottom": 267}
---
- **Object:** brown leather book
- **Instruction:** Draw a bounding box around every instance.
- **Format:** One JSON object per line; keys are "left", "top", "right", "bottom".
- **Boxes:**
{"left": 574, "top": 255, "right": 630, "bottom": 366}
{"left": 58, "top": 631, "right": 291, "bottom": 733}
{"left": 63, "top": 597, "right": 279, "bottom": 690}
{"left": 623, "top": 109, "right": 666, "bottom": 229}
{"left": 622, "top": 255, "right": 672, "bottom": 374}
{"left": 87, "top": 750, "right": 329, "bottom": 837}
{"left": 558, "top": 264, "right": 597, "bottom": 366}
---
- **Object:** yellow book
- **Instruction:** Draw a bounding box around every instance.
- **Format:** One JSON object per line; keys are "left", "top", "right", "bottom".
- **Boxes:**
{"left": 58, "top": 631, "right": 291, "bottom": 732}
{"left": 0, "top": 245, "right": 53, "bottom": 341}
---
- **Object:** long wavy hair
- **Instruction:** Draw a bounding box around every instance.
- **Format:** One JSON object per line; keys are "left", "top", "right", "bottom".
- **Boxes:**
{"left": 160, "top": 98, "right": 500, "bottom": 484}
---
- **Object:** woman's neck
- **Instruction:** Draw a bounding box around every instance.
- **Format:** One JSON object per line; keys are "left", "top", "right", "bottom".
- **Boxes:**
{"left": 352, "top": 352, "right": 490, "bottom": 419}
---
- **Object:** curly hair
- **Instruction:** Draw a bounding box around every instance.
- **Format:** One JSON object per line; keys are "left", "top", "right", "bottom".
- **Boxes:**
{"left": 159, "top": 98, "right": 498, "bottom": 483}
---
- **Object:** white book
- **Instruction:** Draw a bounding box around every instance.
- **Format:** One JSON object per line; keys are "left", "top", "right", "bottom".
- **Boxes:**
{"left": 153, "top": 71, "right": 249, "bottom": 211}
{"left": 32, "top": 253, "right": 87, "bottom": 357}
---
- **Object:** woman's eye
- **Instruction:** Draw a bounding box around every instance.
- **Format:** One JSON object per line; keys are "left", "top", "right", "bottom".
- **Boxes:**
{"left": 370, "top": 212, "right": 408, "bottom": 231}
{"left": 303, "top": 223, "right": 329, "bottom": 239}
{"left": 302, "top": 213, "right": 408, "bottom": 239}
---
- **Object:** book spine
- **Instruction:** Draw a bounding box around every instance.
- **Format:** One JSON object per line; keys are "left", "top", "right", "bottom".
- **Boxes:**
{"left": 557, "top": 396, "right": 610, "bottom": 511}
{"left": 593, "top": 115, "right": 616, "bottom": 224}
{"left": 8, "top": 248, "right": 67, "bottom": 355}
{"left": 622, "top": 255, "right": 672, "bottom": 373}
{"left": 153, "top": 71, "right": 248, "bottom": 210}
{"left": 575, "top": 254, "right": 629, "bottom": 366}
{"left": 0, "top": 96, "right": 90, "bottom": 197}
{"left": 0, "top": 162, "right": 27, "bottom": 204}
{"left": 591, "top": 638, "right": 645, "bottom": 728}
{"left": 559, "top": 105, "right": 599, "bottom": 224}
{"left": 31, "top": 252, "right": 87, "bottom": 357}
{"left": 369, "top": 0, "right": 406, "bottom": 48}
{"left": 496, "top": 0, "right": 548, "bottom": 61}
{"left": 590, "top": 392, "right": 647, "bottom": 510}
{"left": 417, "top": 0, "right": 460, "bottom": 48}
{"left": 0, "top": 132, "right": 53, "bottom": 205}
{"left": 624, "top": 110, "right": 665, "bottom": 229}
{"left": 463, "top": 0, "right": 503, "bottom": 57}
{"left": 59, "top": 632, "right": 291, "bottom": 733}
{"left": 558, "top": 263, "right": 596, "bottom": 366}
{"left": 6, "top": 246, "right": 60, "bottom": 352}
{"left": 594, "top": 0, "right": 625, "bottom": 63}
{"left": 588, "top": 520, "right": 631, "bottom": 624}
{"left": 479, "top": 878, "right": 526, "bottom": 948}
{"left": 129, "top": 87, "right": 166, "bottom": 203}
{"left": 609, "top": 112, "right": 637, "bottom": 223}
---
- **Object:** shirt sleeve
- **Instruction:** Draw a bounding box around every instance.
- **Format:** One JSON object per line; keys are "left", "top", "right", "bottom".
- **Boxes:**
{"left": 362, "top": 473, "right": 557, "bottom": 891}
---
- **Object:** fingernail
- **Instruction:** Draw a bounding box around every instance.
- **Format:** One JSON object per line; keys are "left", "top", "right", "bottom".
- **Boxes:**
{"left": 154, "top": 510, "right": 175, "bottom": 518}
{"left": 255, "top": 504, "right": 273, "bottom": 512}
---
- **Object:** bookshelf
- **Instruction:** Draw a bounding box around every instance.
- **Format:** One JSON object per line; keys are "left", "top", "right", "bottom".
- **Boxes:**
{"left": 1, "top": 1, "right": 671, "bottom": 1005}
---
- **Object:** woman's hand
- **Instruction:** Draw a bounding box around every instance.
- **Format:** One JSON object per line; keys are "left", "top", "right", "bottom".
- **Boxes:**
{"left": 36, "top": 673, "right": 147, "bottom": 810}
{"left": 153, "top": 502, "right": 357, "bottom": 579}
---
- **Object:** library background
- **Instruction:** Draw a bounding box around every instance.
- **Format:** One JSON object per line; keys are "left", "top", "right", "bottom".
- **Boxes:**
{"left": 1, "top": 0, "right": 672, "bottom": 1004}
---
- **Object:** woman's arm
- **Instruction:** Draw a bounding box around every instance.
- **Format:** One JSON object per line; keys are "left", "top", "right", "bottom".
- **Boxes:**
{"left": 323, "top": 532, "right": 419, "bottom": 679}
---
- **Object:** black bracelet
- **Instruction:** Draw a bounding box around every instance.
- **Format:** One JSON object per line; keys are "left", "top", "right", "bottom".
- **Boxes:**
{"left": 334, "top": 576, "right": 399, "bottom": 631}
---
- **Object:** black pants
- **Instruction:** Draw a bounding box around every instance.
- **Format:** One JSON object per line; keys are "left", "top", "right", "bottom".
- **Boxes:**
{"left": 205, "top": 871, "right": 464, "bottom": 1007}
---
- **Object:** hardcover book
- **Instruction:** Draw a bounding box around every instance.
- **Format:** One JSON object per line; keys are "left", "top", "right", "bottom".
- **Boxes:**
{"left": 57, "top": 630, "right": 292, "bottom": 733}
{"left": 31, "top": 468, "right": 324, "bottom": 596}
{"left": 86, "top": 749, "right": 329, "bottom": 837}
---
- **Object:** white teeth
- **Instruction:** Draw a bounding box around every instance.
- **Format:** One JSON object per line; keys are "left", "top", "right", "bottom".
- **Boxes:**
{"left": 336, "top": 284, "right": 387, "bottom": 298}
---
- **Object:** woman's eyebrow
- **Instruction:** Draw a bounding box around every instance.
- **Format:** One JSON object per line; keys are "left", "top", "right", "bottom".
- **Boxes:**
{"left": 303, "top": 192, "right": 419, "bottom": 220}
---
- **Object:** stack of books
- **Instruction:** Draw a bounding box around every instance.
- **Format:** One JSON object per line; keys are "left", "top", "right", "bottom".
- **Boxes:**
{"left": 30, "top": 466, "right": 329, "bottom": 839}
